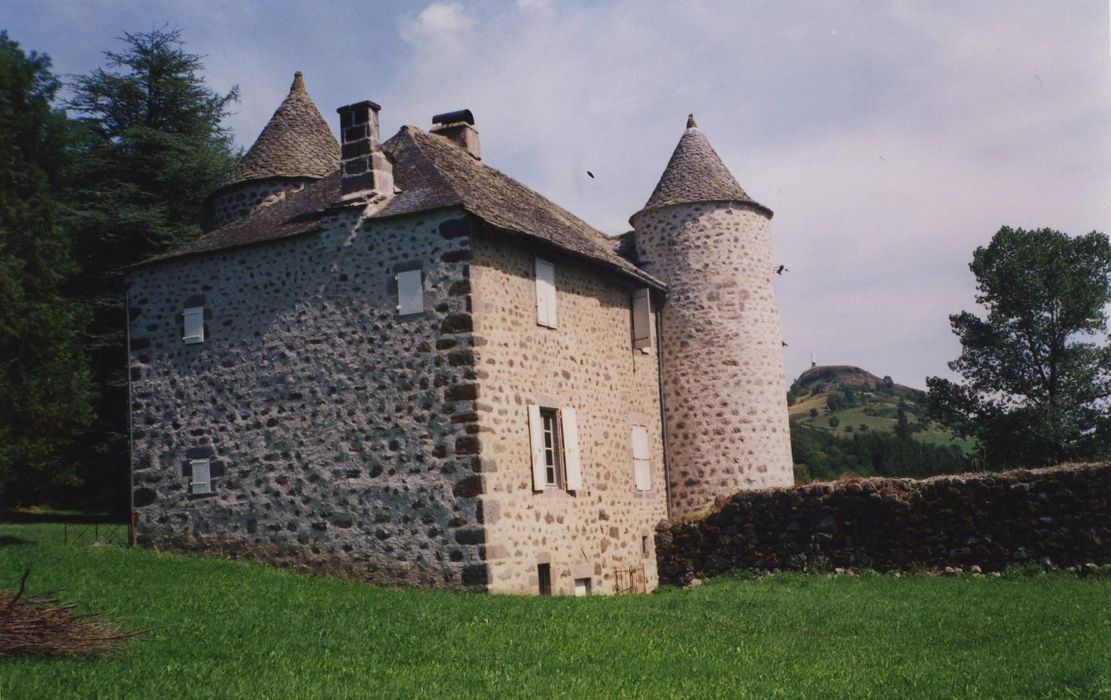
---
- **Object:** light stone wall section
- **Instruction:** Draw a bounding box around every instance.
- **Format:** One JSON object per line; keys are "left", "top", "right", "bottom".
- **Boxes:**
{"left": 127, "top": 208, "right": 489, "bottom": 589}
{"left": 470, "top": 229, "right": 669, "bottom": 595}
{"left": 633, "top": 204, "right": 793, "bottom": 518}
{"left": 208, "top": 178, "right": 311, "bottom": 229}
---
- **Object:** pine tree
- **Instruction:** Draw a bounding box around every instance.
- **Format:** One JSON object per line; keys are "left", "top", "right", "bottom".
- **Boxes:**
{"left": 0, "top": 32, "right": 93, "bottom": 507}
{"left": 64, "top": 28, "right": 238, "bottom": 510}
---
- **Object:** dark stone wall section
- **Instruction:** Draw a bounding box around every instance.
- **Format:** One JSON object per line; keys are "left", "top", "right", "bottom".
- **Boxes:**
{"left": 127, "top": 208, "right": 488, "bottom": 590}
{"left": 656, "top": 463, "right": 1111, "bottom": 585}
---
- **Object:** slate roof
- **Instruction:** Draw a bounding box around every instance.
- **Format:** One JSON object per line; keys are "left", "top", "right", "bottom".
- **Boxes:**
{"left": 139, "top": 125, "right": 664, "bottom": 290}
{"left": 216, "top": 72, "right": 339, "bottom": 191}
{"left": 633, "top": 114, "right": 771, "bottom": 221}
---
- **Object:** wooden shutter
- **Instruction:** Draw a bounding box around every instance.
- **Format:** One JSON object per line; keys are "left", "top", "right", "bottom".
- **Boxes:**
{"left": 183, "top": 307, "right": 205, "bottom": 344}
{"left": 528, "top": 405, "right": 546, "bottom": 491}
{"left": 535, "top": 258, "right": 557, "bottom": 328}
{"left": 190, "top": 459, "right": 211, "bottom": 495}
{"left": 632, "top": 425, "right": 652, "bottom": 491}
{"left": 396, "top": 269, "right": 423, "bottom": 315}
{"left": 562, "top": 408, "right": 582, "bottom": 491}
{"left": 632, "top": 288, "right": 651, "bottom": 350}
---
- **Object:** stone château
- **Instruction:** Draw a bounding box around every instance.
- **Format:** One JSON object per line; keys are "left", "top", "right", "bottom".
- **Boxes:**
{"left": 126, "top": 73, "right": 793, "bottom": 595}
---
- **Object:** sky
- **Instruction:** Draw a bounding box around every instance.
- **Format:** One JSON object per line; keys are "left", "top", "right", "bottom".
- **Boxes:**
{"left": 6, "top": 0, "right": 1111, "bottom": 388}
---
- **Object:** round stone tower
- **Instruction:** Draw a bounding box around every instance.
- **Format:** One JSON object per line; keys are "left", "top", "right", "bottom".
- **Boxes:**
{"left": 206, "top": 72, "right": 339, "bottom": 229}
{"left": 631, "top": 115, "right": 793, "bottom": 518}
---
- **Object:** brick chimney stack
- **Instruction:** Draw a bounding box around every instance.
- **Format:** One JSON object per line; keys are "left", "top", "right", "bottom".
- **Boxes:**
{"left": 336, "top": 100, "right": 394, "bottom": 200}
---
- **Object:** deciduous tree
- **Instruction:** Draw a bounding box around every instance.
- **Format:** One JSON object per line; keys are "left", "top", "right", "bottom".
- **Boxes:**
{"left": 927, "top": 226, "right": 1111, "bottom": 468}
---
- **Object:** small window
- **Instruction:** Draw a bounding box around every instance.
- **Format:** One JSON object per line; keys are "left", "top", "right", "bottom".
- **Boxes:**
{"left": 631, "top": 425, "right": 652, "bottom": 491}
{"left": 528, "top": 405, "right": 582, "bottom": 492}
{"left": 183, "top": 307, "right": 205, "bottom": 344}
{"left": 396, "top": 269, "right": 423, "bottom": 315}
{"left": 632, "top": 288, "right": 651, "bottom": 351}
{"left": 190, "top": 459, "right": 212, "bottom": 495}
{"left": 535, "top": 258, "right": 557, "bottom": 328}
{"left": 538, "top": 563, "right": 552, "bottom": 596}
{"left": 642, "top": 535, "right": 651, "bottom": 558}
{"left": 574, "top": 578, "right": 591, "bottom": 597}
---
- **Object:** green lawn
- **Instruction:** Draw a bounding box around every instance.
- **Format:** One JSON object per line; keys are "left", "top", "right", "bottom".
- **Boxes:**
{"left": 2, "top": 523, "right": 1110, "bottom": 699}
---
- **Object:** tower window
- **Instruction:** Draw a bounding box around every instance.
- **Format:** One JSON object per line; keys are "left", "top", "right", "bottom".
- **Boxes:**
{"left": 182, "top": 307, "right": 205, "bottom": 344}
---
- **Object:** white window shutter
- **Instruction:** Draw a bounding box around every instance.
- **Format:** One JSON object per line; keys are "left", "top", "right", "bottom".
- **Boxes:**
{"left": 562, "top": 408, "right": 582, "bottom": 491}
{"left": 190, "top": 459, "right": 211, "bottom": 495}
{"left": 632, "top": 288, "right": 651, "bottom": 350}
{"left": 535, "top": 258, "right": 557, "bottom": 328}
{"left": 396, "top": 269, "right": 423, "bottom": 315}
{"left": 183, "top": 307, "right": 205, "bottom": 344}
{"left": 632, "top": 425, "right": 652, "bottom": 491}
{"left": 528, "top": 405, "right": 546, "bottom": 492}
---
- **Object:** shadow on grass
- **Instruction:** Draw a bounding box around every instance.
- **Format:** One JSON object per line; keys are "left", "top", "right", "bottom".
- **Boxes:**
{"left": 1, "top": 509, "right": 113, "bottom": 525}
{"left": 0, "top": 535, "right": 34, "bottom": 547}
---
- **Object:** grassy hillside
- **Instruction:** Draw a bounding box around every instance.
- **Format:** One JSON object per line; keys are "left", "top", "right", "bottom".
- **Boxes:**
{"left": 3, "top": 523, "right": 1111, "bottom": 698}
{"left": 788, "top": 365, "right": 976, "bottom": 453}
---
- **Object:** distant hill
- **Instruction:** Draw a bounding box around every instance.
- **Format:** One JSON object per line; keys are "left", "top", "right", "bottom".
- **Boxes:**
{"left": 787, "top": 365, "right": 977, "bottom": 482}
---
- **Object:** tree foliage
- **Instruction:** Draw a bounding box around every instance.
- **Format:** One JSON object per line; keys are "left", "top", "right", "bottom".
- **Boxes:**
{"left": 61, "top": 28, "right": 238, "bottom": 509}
{"left": 0, "top": 33, "right": 93, "bottom": 505}
{"left": 791, "top": 424, "right": 968, "bottom": 483}
{"left": 927, "top": 226, "right": 1111, "bottom": 469}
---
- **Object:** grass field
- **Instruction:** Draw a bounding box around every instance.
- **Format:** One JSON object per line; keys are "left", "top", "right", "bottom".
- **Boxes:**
{"left": 2, "top": 522, "right": 1110, "bottom": 698}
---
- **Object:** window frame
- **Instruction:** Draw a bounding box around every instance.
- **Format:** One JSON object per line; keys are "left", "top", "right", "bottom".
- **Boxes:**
{"left": 631, "top": 423, "right": 652, "bottom": 492}
{"left": 534, "top": 257, "right": 558, "bottom": 329}
{"left": 528, "top": 403, "right": 582, "bottom": 493}
{"left": 182, "top": 306, "right": 205, "bottom": 344}
{"left": 190, "top": 458, "right": 212, "bottom": 495}
{"left": 395, "top": 268, "right": 424, "bottom": 316}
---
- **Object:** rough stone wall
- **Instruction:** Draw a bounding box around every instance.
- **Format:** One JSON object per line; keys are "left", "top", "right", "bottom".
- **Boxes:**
{"left": 208, "top": 177, "right": 311, "bottom": 230}
{"left": 633, "top": 204, "right": 793, "bottom": 518}
{"left": 470, "top": 229, "right": 669, "bottom": 595}
{"left": 127, "top": 207, "right": 488, "bottom": 588}
{"left": 656, "top": 464, "right": 1111, "bottom": 585}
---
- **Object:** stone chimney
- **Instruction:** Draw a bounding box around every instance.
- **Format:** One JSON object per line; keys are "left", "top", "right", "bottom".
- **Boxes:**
{"left": 336, "top": 100, "right": 394, "bottom": 200}
{"left": 431, "top": 109, "right": 480, "bottom": 160}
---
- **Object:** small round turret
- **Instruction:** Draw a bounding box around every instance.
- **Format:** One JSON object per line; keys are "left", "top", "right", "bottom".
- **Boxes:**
{"left": 632, "top": 115, "right": 793, "bottom": 517}
{"left": 206, "top": 72, "right": 339, "bottom": 229}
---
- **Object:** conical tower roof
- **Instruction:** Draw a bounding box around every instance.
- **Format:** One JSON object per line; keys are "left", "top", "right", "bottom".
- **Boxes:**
{"left": 221, "top": 72, "right": 339, "bottom": 188}
{"left": 633, "top": 114, "right": 770, "bottom": 221}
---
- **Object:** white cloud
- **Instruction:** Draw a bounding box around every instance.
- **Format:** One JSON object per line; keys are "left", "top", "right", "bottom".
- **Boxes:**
{"left": 401, "top": 2, "right": 474, "bottom": 44}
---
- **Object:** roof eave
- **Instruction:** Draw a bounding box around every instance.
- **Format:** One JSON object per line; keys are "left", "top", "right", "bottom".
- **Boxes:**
{"left": 629, "top": 197, "right": 774, "bottom": 228}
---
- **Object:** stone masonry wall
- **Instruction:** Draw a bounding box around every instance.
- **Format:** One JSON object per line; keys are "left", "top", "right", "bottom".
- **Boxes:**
{"left": 127, "top": 207, "right": 488, "bottom": 588}
{"left": 208, "top": 178, "right": 311, "bottom": 230}
{"left": 656, "top": 464, "right": 1111, "bottom": 585}
{"left": 633, "top": 204, "right": 793, "bottom": 518}
{"left": 470, "top": 229, "right": 670, "bottom": 595}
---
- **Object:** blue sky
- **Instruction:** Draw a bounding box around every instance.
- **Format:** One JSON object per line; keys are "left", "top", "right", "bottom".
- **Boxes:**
{"left": 6, "top": 0, "right": 1110, "bottom": 387}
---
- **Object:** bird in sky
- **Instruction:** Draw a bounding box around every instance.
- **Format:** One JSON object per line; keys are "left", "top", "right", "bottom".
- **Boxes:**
{"left": 586, "top": 171, "right": 595, "bottom": 179}
{"left": 775, "top": 264, "right": 787, "bottom": 275}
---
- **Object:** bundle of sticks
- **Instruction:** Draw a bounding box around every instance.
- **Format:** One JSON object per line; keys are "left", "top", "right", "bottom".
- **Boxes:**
{"left": 0, "top": 569, "right": 144, "bottom": 657}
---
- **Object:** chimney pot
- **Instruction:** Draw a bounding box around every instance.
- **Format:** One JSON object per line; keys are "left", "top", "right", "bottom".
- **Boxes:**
{"left": 431, "top": 109, "right": 481, "bottom": 160}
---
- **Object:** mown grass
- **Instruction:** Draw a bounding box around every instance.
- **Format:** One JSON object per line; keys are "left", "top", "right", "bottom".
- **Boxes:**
{"left": 2, "top": 523, "right": 1110, "bottom": 698}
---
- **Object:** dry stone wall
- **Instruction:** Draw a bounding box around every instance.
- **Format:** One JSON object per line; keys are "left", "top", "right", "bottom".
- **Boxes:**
{"left": 470, "top": 229, "right": 669, "bottom": 595}
{"left": 656, "top": 464, "right": 1111, "bottom": 585}
{"left": 633, "top": 204, "right": 793, "bottom": 517}
{"left": 127, "top": 207, "right": 488, "bottom": 588}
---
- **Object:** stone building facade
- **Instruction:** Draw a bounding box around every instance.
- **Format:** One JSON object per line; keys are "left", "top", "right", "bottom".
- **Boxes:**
{"left": 126, "top": 75, "right": 793, "bottom": 594}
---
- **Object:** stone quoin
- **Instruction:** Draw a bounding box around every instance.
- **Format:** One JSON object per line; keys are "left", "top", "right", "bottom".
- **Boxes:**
{"left": 126, "top": 74, "right": 793, "bottom": 595}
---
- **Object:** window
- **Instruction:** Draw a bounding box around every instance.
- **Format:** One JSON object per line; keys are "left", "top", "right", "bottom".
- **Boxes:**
{"left": 642, "top": 535, "right": 651, "bottom": 558}
{"left": 574, "top": 578, "right": 592, "bottom": 597}
{"left": 535, "top": 257, "right": 557, "bottom": 328}
{"left": 528, "top": 404, "right": 582, "bottom": 492}
{"left": 538, "top": 563, "right": 552, "bottom": 596}
{"left": 182, "top": 307, "right": 205, "bottom": 344}
{"left": 190, "top": 459, "right": 212, "bottom": 495}
{"left": 632, "top": 288, "right": 651, "bottom": 351}
{"left": 631, "top": 424, "right": 652, "bottom": 491}
{"left": 396, "top": 269, "right": 423, "bottom": 315}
